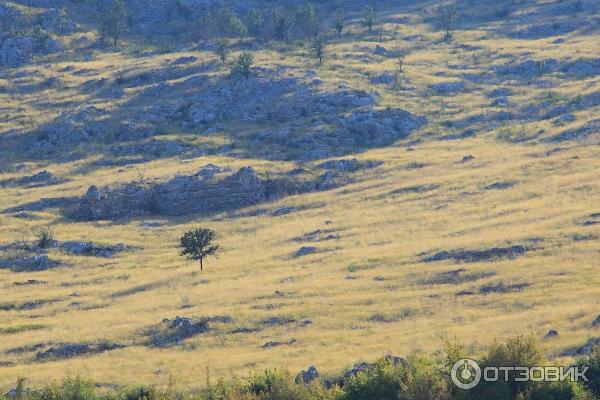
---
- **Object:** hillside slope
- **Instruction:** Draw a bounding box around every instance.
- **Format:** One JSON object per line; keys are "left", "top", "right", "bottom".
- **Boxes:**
{"left": 0, "top": 0, "right": 599, "bottom": 389}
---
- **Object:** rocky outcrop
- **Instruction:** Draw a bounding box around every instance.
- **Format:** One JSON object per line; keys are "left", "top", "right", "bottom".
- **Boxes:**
{"left": 295, "top": 366, "right": 320, "bottom": 384}
{"left": 70, "top": 165, "right": 356, "bottom": 221}
{"left": 0, "top": 255, "right": 60, "bottom": 272}
{"left": 36, "top": 342, "right": 125, "bottom": 361}
{"left": 0, "top": 171, "right": 63, "bottom": 188}
{"left": 423, "top": 245, "right": 531, "bottom": 263}
{"left": 73, "top": 167, "right": 269, "bottom": 220}
{"left": 146, "top": 316, "right": 230, "bottom": 347}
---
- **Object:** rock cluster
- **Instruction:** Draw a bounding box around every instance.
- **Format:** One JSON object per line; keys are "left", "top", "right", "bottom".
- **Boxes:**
{"left": 73, "top": 167, "right": 268, "bottom": 220}
{"left": 423, "top": 245, "right": 530, "bottom": 263}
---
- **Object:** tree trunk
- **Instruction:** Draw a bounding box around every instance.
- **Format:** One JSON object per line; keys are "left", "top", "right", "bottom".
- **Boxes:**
{"left": 200, "top": 258, "right": 203, "bottom": 271}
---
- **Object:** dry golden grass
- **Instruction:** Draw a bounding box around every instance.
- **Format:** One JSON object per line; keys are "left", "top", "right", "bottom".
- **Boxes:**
{"left": 0, "top": 0, "right": 599, "bottom": 391}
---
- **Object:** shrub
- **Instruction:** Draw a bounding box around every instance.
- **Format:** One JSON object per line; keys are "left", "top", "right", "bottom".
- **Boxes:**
{"left": 578, "top": 348, "right": 600, "bottom": 398}
{"left": 232, "top": 52, "right": 254, "bottom": 81}
{"left": 33, "top": 225, "right": 55, "bottom": 248}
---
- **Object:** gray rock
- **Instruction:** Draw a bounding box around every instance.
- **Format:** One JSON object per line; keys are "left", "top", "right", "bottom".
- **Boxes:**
{"left": 564, "top": 338, "right": 600, "bottom": 355}
{"left": 430, "top": 81, "right": 466, "bottom": 94}
{"left": 295, "top": 246, "right": 317, "bottom": 257}
{"left": 423, "top": 245, "right": 529, "bottom": 263}
{"left": 318, "top": 158, "right": 383, "bottom": 172}
{"left": 36, "top": 342, "right": 124, "bottom": 361}
{"left": 60, "top": 241, "right": 127, "bottom": 258}
{"left": 553, "top": 114, "right": 576, "bottom": 125}
{"left": 149, "top": 316, "right": 210, "bottom": 347}
{"left": 370, "top": 72, "right": 395, "bottom": 84}
{"left": 593, "top": 315, "right": 600, "bottom": 327}
{"left": 374, "top": 45, "right": 388, "bottom": 56}
{"left": 545, "top": 329, "right": 559, "bottom": 338}
{"left": 0, "top": 255, "right": 60, "bottom": 272}
{"left": 295, "top": 366, "right": 320, "bottom": 384}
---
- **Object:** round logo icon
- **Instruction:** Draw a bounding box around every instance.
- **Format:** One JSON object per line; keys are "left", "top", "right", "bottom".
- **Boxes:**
{"left": 451, "top": 358, "right": 482, "bottom": 390}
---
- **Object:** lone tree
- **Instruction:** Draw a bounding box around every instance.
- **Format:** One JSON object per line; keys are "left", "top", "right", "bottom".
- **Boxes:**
{"left": 180, "top": 228, "right": 219, "bottom": 271}
{"left": 439, "top": 4, "right": 458, "bottom": 41}
{"left": 100, "top": 0, "right": 128, "bottom": 47}
{"left": 233, "top": 51, "right": 254, "bottom": 80}
{"left": 363, "top": 4, "right": 376, "bottom": 35}
{"left": 215, "top": 38, "right": 230, "bottom": 64}
{"left": 334, "top": 7, "right": 345, "bottom": 37}
{"left": 313, "top": 36, "right": 325, "bottom": 65}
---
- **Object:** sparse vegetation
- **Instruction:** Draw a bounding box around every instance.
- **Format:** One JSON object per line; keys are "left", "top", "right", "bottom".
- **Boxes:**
{"left": 33, "top": 225, "right": 54, "bottom": 248}
{"left": 3, "top": 337, "right": 596, "bottom": 400}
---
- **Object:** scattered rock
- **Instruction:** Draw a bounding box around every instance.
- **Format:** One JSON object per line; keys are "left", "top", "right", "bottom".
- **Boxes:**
{"left": 545, "top": 330, "right": 559, "bottom": 338}
{"left": 423, "top": 245, "right": 530, "bottom": 263}
{"left": 480, "top": 282, "right": 530, "bottom": 294}
{"left": 484, "top": 181, "right": 515, "bottom": 190}
{"left": 374, "top": 45, "right": 388, "bottom": 56}
{"left": 262, "top": 339, "right": 297, "bottom": 348}
{"left": 148, "top": 316, "right": 210, "bottom": 347}
{"left": 421, "top": 269, "right": 495, "bottom": 285}
{"left": 430, "top": 81, "right": 466, "bottom": 94}
{"left": 460, "top": 155, "right": 475, "bottom": 163}
{"left": 592, "top": 315, "right": 600, "bottom": 327}
{"left": 554, "top": 114, "right": 576, "bottom": 126}
{"left": 0, "top": 255, "right": 60, "bottom": 272}
{"left": 13, "top": 279, "right": 47, "bottom": 286}
{"left": 293, "top": 229, "right": 337, "bottom": 243}
{"left": 294, "top": 246, "right": 317, "bottom": 257}
{"left": 343, "top": 355, "right": 404, "bottom": 379}
{"left": 172, "top": 56, "right": 197, "bottom": 64}
{"left": 318, "top": 158, "right": 383, "bottom": 172}
{"left": 295, "top": 366, "right": 320, "bottom": 384}
{"left": 390, "top": 184, "right": 439, "bottom": 195}
{"left": 0, "top": 171, "right": 62, "bottom": 188}
{"left": 60, "top": 241, "right": 128, "bottom": 258}
{"left": 564, "top": 338, "right": 600, "bottom": 356}
{"left": 36, "top": 342, "right": 124, "bottom": 361}
{"left": 370, "top": 72, "right": 395, "bottom": 84}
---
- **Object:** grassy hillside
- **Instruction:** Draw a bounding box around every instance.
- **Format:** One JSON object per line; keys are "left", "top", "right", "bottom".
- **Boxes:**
{"left": 0, "top": 0, "right": 599, "bottom": 391}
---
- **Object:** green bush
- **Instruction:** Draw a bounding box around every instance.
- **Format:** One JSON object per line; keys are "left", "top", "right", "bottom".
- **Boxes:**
{"left": 4, "top": 337, "right": 597, "bottom": 400}
{"left": 578, "top": 349, "right": 600, "bottom": 398}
